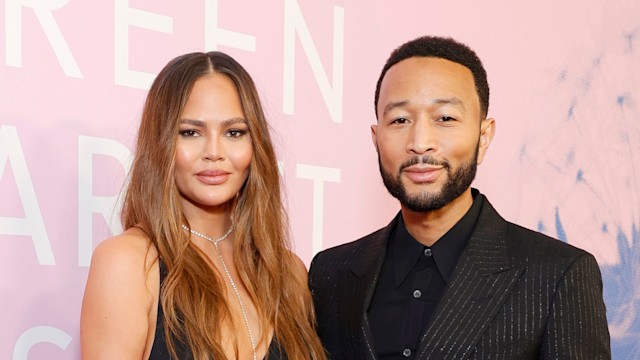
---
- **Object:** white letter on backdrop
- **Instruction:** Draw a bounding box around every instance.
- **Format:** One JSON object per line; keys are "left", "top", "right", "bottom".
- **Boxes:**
{"left": 78, "top": 136, "right": 132, "bottom": 266}
{"left": 204, "top": 0, "right": 256, "bottom": 52}
{"left": 296, "top": 164, "right": 340, "bottom": 255}
{"left": 0, "top": 126, "right": 54, "bottom": 265}
{"left": 5, "top": 0, "right": 83, "bottom": 78}
{"left": 13, "top": 326, "right": 71, "bottom": 360}
{"left": 114, "top": 0, "right": 173, "bottom": 89}
{"left": 283, "top": 0, "right": 344, "bottom": 123}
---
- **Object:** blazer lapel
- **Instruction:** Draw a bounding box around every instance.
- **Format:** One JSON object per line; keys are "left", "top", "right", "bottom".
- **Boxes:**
{"left": 415, "top": 197, "right": 526, "bottom": 360}
{"left": 336, "top": 215, "right": 398, "bottom": 360}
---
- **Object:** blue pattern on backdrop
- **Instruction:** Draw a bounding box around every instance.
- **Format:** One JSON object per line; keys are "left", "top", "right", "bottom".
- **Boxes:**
{"left": 602, "top": 225, "right": 640, "bottom": 358}
{"left": 538, "top": 23, "right": 640, "bottom": 359}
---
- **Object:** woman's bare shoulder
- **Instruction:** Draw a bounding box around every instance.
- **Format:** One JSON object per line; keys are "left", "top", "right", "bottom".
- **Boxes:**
{"left": 92, "top": 227, "right": 157, "bottom": 265}
{"left": 81, "top": 227, "right": 160, "bottom": 359}
{"left": 288, "top": 251, "right": 309, "bottom": 284}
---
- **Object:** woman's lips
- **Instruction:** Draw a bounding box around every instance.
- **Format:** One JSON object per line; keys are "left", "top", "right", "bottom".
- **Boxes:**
{"left": 195, "top": 170, "right": 230, "bottom": 185}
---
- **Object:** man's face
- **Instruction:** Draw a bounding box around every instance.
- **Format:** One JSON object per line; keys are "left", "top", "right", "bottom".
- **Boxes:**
{"left": 372, "top": 57, "right": 494, "bottom": 212}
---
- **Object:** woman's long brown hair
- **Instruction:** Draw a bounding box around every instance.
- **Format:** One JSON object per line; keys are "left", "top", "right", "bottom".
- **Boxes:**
{"left": 121, "top": 52, "right": 326, "bottom": 360}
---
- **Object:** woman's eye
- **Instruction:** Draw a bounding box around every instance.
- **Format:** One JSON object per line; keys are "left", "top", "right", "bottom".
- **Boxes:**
{"left": 226, "top": 129, "right": 247, "bottom": 138}
{"left": 179, "top": 129, "right": 198, "bottom": 137}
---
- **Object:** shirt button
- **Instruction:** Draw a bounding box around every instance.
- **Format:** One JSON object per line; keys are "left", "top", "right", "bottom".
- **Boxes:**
{"left": 424, "top": 248, "right": 432, "bottom": 257}
{"left": 402, "top": 348, "right": 412, "bottom": 357}
{"left": 413, "top": 289, "right": 422, "bottom": 298}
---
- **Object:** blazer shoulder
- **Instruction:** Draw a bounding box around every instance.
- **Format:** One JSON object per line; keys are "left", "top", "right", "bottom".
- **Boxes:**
{"left": 479, "top": 194, "right": 595, "bottom": 267}
{"left": 315, "top": 224, "right": 390, "bottom": 259}
{"left": 309, "top": 223, "right": 392, "bottom": 281}
{"left": 506, "top": 221, "right": 596, "bottom": 268}
{"left": 312, "top": 228, "right": 386, "bottom": 265}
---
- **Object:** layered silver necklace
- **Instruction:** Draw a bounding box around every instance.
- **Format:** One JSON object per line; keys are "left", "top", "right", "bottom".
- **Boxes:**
{"left": 182, "top": 224, "right": 257, "bottom": 360}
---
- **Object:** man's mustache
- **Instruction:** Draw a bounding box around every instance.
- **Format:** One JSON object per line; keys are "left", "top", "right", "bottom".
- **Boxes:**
{"left": 399, "top": 155, "right": 449, "bottom": 172}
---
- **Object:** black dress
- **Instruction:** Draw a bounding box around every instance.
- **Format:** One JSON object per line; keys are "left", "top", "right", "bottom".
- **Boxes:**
{"left": 148, "top": 262, "right": 287, "bottom": 360}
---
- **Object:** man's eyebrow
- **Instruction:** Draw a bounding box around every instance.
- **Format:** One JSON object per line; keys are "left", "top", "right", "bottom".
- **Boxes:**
{"left": 382, "top": 98, "right": 466, "bottom": 116}
{"left": 382, "top": 100, "right": 409, "bottom": 116}
{"left": 432, "top": 97, "right": 466, "bottom": 110}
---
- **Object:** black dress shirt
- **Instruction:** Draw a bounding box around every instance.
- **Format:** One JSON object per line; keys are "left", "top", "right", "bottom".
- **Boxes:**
{"left": 368, "top": 192, "right": 483, "bottom": 359}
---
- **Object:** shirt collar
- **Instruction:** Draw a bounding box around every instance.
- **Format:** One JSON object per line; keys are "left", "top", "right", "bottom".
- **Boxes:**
{"left": 390, "top": 189, "right": 484, "bottom": 287}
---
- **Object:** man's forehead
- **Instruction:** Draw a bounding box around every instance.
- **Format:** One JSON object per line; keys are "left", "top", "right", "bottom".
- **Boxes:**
{"left": 376, "top": 57, "right": 479, "bottom": 118}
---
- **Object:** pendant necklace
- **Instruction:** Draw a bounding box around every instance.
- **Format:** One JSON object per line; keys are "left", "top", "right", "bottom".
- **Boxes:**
{"left": 182, "top": 224, "right": 257, "bottom": 360}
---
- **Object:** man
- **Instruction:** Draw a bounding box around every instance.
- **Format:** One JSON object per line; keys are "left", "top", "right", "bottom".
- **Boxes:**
{"left": 309, "top": 36, "right": 610, "bottom": 360}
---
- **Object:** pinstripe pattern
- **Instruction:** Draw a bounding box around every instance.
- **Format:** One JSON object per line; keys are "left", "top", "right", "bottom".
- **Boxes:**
{"left": 309, "top": 195, "right": 610, "bottom": 360}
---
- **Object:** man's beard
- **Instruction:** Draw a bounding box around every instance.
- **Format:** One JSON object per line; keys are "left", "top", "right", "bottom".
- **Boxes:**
{"left": 379, "top": 144, "right": 479, "bottom": 212}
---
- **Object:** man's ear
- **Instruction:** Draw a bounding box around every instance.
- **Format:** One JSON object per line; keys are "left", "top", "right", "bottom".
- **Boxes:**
{"left": 371, "top": 124, "right": 379, "bottom": 151}
{"left": 477, "top": 118, "right": 496, "bottom": 165}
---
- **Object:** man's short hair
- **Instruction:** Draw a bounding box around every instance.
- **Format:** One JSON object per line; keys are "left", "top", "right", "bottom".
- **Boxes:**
{"left": 374, "top": 36, "right": 490, "bottom": 119}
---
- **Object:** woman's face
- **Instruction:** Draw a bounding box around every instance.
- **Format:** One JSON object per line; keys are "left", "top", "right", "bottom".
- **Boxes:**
{"left": 175, "top": 73, "right": 252, "bottom": 212}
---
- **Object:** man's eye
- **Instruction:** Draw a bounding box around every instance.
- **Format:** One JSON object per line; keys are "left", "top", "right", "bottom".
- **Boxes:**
{"left": 439, "top": 116, "right": 455, "bottom": 122}
{"left": 392, "top": 117, "right": 408, "bottom": 124}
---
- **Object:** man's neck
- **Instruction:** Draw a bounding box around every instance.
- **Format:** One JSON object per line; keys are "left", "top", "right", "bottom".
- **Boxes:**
{"left": 400, "top": 188, "right": 474, "bottom": 247}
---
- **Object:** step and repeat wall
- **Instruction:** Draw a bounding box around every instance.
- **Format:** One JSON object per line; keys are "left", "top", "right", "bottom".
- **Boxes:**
{"left": 1, "top": 0, "right": 638, "bottom": 358}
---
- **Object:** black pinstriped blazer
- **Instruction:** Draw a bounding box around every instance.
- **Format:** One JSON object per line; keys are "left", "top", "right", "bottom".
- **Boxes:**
{"left": 309, "top": 194, "right": 610, "bottom": 359}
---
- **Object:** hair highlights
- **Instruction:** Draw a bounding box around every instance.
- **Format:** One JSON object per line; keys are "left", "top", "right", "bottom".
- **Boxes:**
{"left": 121, "top": 51, "right": 325, "bottom": 360}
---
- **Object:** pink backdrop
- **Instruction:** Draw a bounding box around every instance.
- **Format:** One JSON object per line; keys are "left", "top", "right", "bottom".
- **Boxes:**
{"left": 1, "top": 0, "right": 638, "bottom": 358}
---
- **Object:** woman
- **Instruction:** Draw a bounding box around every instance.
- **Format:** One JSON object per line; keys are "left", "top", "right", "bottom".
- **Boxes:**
{"left": 81, "top": 51, "right": 326, "bottom": 360}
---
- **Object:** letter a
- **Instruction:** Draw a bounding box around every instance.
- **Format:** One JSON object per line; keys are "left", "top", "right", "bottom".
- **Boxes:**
{"left": 0, "top": 125, "right": 55, "bottom": 265}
